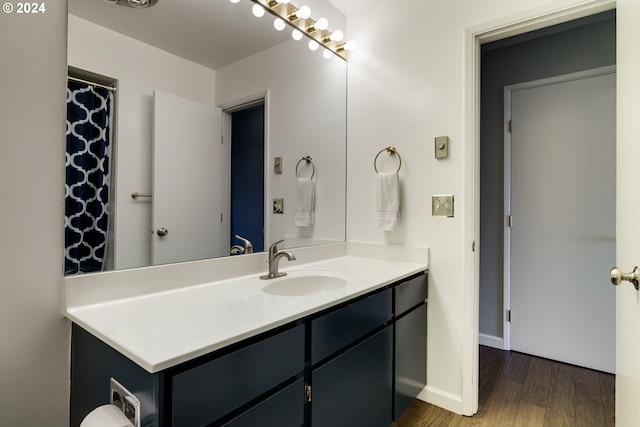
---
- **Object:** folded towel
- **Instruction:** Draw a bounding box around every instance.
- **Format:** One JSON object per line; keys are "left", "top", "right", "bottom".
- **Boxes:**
{"left": 295, "top": 177, "right": 315, "bottom": 226}
{"left": 376, "top": 172, "right": 400, "bottom": 230}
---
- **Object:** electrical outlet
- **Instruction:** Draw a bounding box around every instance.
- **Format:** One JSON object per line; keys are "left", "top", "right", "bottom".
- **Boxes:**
{"left": 273, "top": 198, "right": 284, "bottom": 214}
{"left": 110, "top": 377, "right": 140, "bottom": 427}
{"left": 432, "top": 195, "right": 454, "bottom": 217}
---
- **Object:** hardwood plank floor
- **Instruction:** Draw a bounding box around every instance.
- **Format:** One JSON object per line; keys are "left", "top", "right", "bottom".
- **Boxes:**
{"left": 392, "top": 346, "right": 615, "bottom": 427}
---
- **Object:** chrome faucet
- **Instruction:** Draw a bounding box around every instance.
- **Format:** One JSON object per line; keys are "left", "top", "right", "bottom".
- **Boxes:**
{"left": 260, "top": 239, "right": 296, "bottom": 280}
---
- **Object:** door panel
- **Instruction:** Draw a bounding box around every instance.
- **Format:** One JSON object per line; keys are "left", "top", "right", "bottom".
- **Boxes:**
{"left": 509, "top": 71, "right": 615, "bottom": 372}
{"left": 615, "top": 1, "right": 640, "bottom": 424}
{"left": 152, "top": 90, "right": 222, "bottom": 265}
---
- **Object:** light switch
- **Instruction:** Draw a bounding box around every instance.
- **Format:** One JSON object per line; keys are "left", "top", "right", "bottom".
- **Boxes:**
{"left": 274, "top": 157, "right": 283, "bottom": 174}
{"left": 435, "top": 136, "right": 449, "bottom": 159}
{"left": 432, "top": 195, "right": 454, "bottom": 217}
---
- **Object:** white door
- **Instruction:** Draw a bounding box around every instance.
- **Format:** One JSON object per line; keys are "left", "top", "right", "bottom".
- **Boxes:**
{"left": 615, "top": 1, "right": 640, "bottom": 424}
{"left": 152, "top": 90, "right": 222, "bottom": 265}
{"left": 507, "top": 69, "right": 616, "bottom": 373}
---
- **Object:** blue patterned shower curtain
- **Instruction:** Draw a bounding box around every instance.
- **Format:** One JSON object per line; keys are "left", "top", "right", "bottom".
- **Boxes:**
{"left": 65, "top": 80, "right": 113, "bottom": 275}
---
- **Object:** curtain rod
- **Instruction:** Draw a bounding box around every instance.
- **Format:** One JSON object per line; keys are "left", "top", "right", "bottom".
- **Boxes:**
{"left": 67, "top": 75, "right": 117, "bottom": 93}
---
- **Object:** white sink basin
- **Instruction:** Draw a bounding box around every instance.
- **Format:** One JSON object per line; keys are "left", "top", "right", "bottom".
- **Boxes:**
{"left": 248, "top": 271, "right": 357, "bottom": 296}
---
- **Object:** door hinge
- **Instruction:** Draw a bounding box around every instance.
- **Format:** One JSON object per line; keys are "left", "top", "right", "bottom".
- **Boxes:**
{"left": 220, "top": 135, "right": 224, "bottom": 145}
{"left": 304, "top": 384, "right": 312, "bottom": 403}
{"left": 507, "top": 215, "right": 513, "bottom": 228}
{"left": 507, "top": 120, "right": 512, "bottom": 133}
{"left": 506, "top": 309, "right": 511, "bottom": 322}
{"left": 472, "top": 240, "right": 476, "bottom": 252}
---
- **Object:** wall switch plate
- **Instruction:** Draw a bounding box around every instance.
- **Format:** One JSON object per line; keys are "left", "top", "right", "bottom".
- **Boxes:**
{"left": 273, "top": 198, "right": 284, "bottom": 214}
{"left": 274, "top": 157, "right": 283, "bottom": 174}
{"left": 432, "top": 195, "right": 454, "bottom": 217}
{"left": 110, "top": 377, "right": 140, "bottom": 427}
{"left": 435, "top": 136, "right": 449, "bottom": 159}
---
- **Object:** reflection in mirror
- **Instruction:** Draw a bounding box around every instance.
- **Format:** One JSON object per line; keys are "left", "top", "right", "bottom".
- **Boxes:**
{"left": 66, "top": 0, "right": 347, "bottom": 274}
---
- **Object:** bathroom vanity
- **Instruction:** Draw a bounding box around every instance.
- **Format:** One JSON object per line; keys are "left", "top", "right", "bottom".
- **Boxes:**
{"left": 65, "top": 243, "right": 428, "bottom": 427}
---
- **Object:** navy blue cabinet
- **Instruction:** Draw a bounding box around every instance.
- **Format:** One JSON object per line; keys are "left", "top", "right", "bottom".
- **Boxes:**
{"left": 393, "top": 274, "right": 428, "bottom": 419}
{"left": 70, "top": 272, "right": 427, "bottom": 427}
{"left": 312, "top": 326, "right": 393, "bottom": 427}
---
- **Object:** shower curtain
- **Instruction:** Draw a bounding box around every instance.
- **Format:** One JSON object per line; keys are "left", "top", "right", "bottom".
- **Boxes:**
{"left": 65, "top": 80, "right": 113, "bottom": 275}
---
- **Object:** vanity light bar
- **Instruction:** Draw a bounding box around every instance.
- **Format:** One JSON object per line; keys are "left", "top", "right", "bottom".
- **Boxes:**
{"left": 249, "top": 0, "right": 350, "bottom": 60}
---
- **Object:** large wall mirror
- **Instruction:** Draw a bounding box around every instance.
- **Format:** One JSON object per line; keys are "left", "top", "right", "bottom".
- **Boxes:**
{"left": 66, "top": 0, "right": 347, "bottom": 275}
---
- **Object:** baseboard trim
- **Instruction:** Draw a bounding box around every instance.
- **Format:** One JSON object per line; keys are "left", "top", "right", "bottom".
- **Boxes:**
{"left": 479, "top": 333, "right": 504, "bottom": 350}
{"left": 417, "top": 385, "right": 463, "bottom": 414}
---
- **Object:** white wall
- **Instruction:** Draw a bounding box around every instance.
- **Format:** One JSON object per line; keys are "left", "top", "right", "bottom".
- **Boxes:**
{"left": 334, "top": 0, "right": 615, "bottom": 414}
{"left": 216, "top": 40, "right": 347, "bottom": 249}
{"left": 67, "top": 15, "right": 216, "bottom": 269}
{"left": 0, "top": 2, "right": 69, "bottom": 426}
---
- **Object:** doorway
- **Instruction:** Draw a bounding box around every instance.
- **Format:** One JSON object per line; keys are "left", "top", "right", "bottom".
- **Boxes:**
{"left": 230, "top": 103, "right": 265, "bottom": 253}
{"left": 478, "top": 10, "right": 616, "bottom": 349}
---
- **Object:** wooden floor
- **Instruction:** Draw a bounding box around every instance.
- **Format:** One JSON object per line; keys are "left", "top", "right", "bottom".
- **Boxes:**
{"left": 393, "top": 346, "right": 615, "bottom": 427}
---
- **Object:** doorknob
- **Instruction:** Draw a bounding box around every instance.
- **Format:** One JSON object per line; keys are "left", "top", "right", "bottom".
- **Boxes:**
{"left": 157, "top": 228, "right": 168, "bottom": 237}
{"left": 610, "top": 266, "right": 640, "bottom": 290}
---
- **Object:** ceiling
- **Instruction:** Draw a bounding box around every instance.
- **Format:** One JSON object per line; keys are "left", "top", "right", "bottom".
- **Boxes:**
{"left": 68, "top": 0, "right": 291, "bottom": 70}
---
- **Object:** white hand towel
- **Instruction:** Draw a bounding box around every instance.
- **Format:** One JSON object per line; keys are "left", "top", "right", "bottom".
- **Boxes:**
{"left": 376, "top": 172, "right": 400, "bottom": 230}
{"left": 295, "top": 177, "right": 315, "bottom": 226}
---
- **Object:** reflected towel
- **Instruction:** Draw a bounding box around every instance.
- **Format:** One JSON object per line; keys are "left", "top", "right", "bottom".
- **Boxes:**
{"left": 376, "top": 172, "right": 400, "bottom": 230}
{"left": 295, "top": 177, "right": 315, "bottom": 226}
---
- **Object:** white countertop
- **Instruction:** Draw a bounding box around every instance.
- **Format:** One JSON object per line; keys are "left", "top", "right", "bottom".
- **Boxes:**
{"left": 63, "top": 243, "right": 428, "bottom": 373}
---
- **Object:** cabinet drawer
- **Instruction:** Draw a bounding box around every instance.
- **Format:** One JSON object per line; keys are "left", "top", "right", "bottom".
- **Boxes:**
{"left": 222, "top": 379, "right": 304, "bottom": 427}
{"left": 171, "top": 324, "right": 305, "bottom": 427}
{"left": 311, "top": 289, "right": 391, "bottom": 364}
{"left": 394, "top": 273, "right": 427, "bottom": 317}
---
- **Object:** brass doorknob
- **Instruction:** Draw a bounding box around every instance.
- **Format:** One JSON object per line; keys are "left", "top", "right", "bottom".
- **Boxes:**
{"left": 610, "top": 266, "right": 639, "bottom": 290}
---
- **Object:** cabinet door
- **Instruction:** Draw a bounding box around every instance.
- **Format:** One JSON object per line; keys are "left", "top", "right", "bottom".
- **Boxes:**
{"left": 311, "top": 326, "right": 393, "bottom": 427}
{"left": 394, "top": 303, "right": 427, "bottom": 419}
{"left": 222, "top": 379, "right": 304, "bottom": 427}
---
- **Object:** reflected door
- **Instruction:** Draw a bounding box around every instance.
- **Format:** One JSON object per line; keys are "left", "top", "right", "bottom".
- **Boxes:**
{"left": 152, "top": 90, "right": 222, "bottom": 265}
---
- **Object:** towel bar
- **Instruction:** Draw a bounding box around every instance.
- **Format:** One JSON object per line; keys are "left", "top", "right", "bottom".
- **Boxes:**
{"left": 374, "top": 146, "right": 402, "bottom": 173}
{"left": 296, "top": 156, "right": 315, "bottom": 179}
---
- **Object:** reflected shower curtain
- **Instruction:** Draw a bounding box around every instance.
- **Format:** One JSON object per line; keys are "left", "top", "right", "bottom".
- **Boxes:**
{"left": 65, "top": 80, "right": 113, "bottom": 275}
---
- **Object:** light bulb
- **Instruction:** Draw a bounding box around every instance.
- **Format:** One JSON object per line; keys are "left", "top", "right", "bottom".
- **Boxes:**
{"left": 329, "top": 30, "right": 344, "bottom": 42}
{"left": 292, "top": 29, "right": 303, "bottom": 41}
{"left": 323, "top": 49, "right": 333, "bottom": 59}
{"left": 252, "top": 4, "right": 265, "bottom": 17}
{"left": 308, "top": 40, "right": 319, "bottom": 51}
{"left": 296, "top": 5, "right": 311, "bottom": 19}
{"left": 315, "top": 17, "right": 329, "bottom": 30}
{"left": 344, "top": 40, "right": 357, "bottom": 51}
{"left": 273, "top": 18, "right": 286, "bottom": 31}
{"left": 229, "top": 0, "right": 240, "bottom": 3}
{"left": 279, "top": 0, "right": 290, "bottom": 3}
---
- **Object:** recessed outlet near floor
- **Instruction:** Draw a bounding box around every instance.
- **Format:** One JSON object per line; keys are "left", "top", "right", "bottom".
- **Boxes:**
{"left": 110, "top": 377, "right": 140, "bottom": 427}
{"left": 432, "top": 195, "right": 454, "bottom": 217}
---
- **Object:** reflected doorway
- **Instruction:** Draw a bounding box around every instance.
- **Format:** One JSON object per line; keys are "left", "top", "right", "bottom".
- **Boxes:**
{"left": 230, "top": 103, "right": 265, "bottom": 254}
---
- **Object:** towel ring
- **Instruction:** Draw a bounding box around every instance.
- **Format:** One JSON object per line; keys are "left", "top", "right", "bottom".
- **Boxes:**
{"left": 374, "top": 146, "right": 402, "bottom": 173}
{"left": 296, "top": 156, "right": 315, "bottom": 179}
